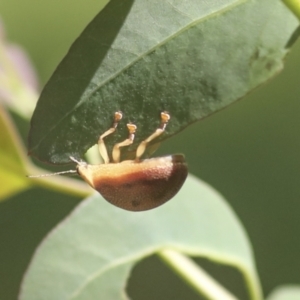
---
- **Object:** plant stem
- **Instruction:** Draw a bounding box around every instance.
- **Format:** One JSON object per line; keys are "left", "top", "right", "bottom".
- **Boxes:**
{"left": 0, "top": 107, "right": 92, "bottom": 199}
{"left": 282, "top": 0, "right": 300, "bottom": 20}
{"left": 158, "top": 249, "right": 238, "bottom": 300}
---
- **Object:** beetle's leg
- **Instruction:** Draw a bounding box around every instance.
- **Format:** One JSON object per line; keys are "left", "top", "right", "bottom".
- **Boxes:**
{"left": 98, "top": 111, "right": 122, "bottom": 164}
{"left": 112, "top": 123, "right": 137, "bottom": 163}
{"left": 135, "top": 111, "right": 170, "bottom": 160}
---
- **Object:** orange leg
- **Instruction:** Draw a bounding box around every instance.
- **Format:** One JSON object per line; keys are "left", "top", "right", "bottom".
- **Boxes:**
{"left": 98, "top": 111, "right": 122, "bottom": 164}
{"left": 135, "top": 112, "right": 170, "bottom": 160}
{"left": 112, "top": 123, "right": 137, "bottom": 163}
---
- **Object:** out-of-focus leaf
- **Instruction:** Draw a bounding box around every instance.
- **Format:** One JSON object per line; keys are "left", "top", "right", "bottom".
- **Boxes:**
{"left": 28, "top": 0, "right": 299, "bottom": 164}
{"left": 19, "top": 176, "right": 262, "bottom": 300}
{"left": 0, "top": 19, "right": 38, "bottom": 119}
{"left": 282, "top": 0, "right": 300, "bottom": 20}
{"left": 0, "top": 107, "right": 30, "bottom": 200}
{"left": 267, "top": 285, "right": 300, "bottom": 300}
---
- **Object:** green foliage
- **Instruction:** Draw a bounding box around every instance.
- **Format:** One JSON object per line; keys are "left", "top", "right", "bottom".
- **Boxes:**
{"left": 19, "top": 176, "right": 261, "bottom": 300}
{"left": 266, "top": 286, "right": 300, "bottom": 300}
{"left": 0, "top": 108, "right": 29, "bottom": 200}
{"left": 28, "top": 0, "right": 298, "bottom": 164}
{"left": 1, "top": 0, "right": 300, "bottom": 299}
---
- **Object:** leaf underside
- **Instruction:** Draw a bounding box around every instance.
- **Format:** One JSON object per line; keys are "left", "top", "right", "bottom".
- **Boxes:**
{"left": 267, "top": 285, "right": 300, "bottom": 300}
{"left": 28, "top": 0, "right": 299, "bottom": 164}
{"left": 19, "top": 175, "right": 261, "bottom": 300}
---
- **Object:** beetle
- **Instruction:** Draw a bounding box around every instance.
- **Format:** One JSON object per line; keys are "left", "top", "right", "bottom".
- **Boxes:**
{"left": 29, "top": 112, "right": 188, "bottom": 211}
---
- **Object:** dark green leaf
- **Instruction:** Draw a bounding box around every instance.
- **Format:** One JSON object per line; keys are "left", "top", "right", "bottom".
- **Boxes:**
{"left": 28, "top": 0, "right": 299, "bottom": 163}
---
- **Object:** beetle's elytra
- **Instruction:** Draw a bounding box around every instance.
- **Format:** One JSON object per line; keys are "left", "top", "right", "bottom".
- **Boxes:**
{"left": 76, "top": 154, "right": 187, "bottom": 211}
{"left": 29, "top": 112, "right": 188, "bottom": 212}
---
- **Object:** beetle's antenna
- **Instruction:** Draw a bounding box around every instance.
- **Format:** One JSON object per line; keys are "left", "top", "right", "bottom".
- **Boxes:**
{"left": 27, "top": 156, "right": 83, "bottom": 178}
{"left": 27, "top": 169, "right": 77, "bottom": 178}
{"left": 70, "top": 156, "right": 83, "bottom": 164}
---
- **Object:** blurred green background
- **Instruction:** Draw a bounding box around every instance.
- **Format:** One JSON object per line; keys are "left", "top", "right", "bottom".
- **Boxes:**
{"left": 0, "top": 0, "right": 300, "bottom": 299}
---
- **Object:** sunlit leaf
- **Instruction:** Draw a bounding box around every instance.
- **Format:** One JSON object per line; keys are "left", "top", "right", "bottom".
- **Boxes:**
{"left": 19, "top": 176, "right": 262, "bottom": 300}
{"left": 0, "top": 107, "right": 30, "bottom": 200}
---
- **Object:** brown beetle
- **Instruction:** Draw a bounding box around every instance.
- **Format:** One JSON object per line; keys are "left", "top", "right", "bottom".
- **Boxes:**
{"left": 29, "top": 112, "right": 188, "bottom": 211}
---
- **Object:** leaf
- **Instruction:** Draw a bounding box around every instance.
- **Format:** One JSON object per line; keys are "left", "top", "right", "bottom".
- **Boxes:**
{"left": 19, "top": 175, "right": 262, "bottom": 300}
{"left": 28, "top": 0, "right": 299, "bottom": 164}
{"left": 0, "top": 26, "right": 38, "bottom": 119}
{"left": 267, "top": 285, "right": 300, "bottom": 300}
{"left": 282, "top": 0, "right": 300, "bottom": 21}
{"left": 0, "top": 107, "right": 30, "bottom": 200}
